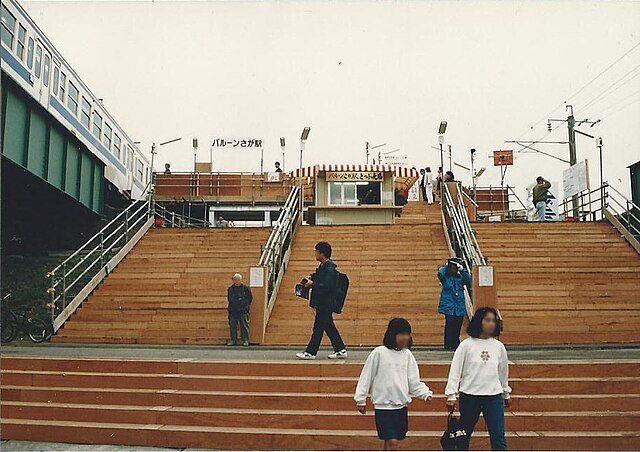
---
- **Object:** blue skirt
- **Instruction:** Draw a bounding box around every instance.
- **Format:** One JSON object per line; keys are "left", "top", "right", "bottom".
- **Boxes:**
{"left": 374, "top": 407, "right": 408, "bottom": 440}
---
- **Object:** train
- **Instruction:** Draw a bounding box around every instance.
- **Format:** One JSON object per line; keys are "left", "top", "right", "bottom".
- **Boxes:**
{"left": 1, "top": 0, "right": 149, "bottom": 200}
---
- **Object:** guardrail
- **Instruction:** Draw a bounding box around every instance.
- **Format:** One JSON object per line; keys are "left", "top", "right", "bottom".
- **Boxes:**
{"left": 45, "top": 183, "right": 153, "bottom": 333}
{"left": 560, "top": 182, "right": 640, "bottom": 253}
{"left": 442, "top": 182, "right": 487, "bottom": 319}
{"left": 154, "top": 203, "right": 211, "bottom": 228}
{"left": 259, "top": 186, "right": 302, "bottom": 309}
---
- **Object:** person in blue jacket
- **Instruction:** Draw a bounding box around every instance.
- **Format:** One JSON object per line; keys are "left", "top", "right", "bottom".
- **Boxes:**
{"left": 437, "top": 258, "right": 472, "bottom": 351}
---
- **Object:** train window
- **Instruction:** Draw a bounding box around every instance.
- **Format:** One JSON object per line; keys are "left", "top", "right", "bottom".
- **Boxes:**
{"left": 92, "top": 111, "right": 102, "bottom": 140}
{"left": 26, "top": 37, "right": 34, "bottom": 68}
{"left": 59, "top": 72, "right": 66, "bottom": 101}
{"left": 67, "top": 81, "right": 79, "bottom": 115}
{"left": 53, "top": 67, "right": 59, "bottom": 95}
{"left": 80, "top": 97, "right": 91, "bottom": 128}
{"left": 1, "top": 4, "right": 16, "bottom": 49}
{"left": 16, "top": 25, "right": 26, "bottom": 60}
{"left": 136, "top": 159, "right": 144, "bottom": 181}
{"left": 103, "top": 123, "right": 112, "bottom": 150}
{"left": 113, "top": 134, "right": 122, "bottom": 160}
{"left": 34, "top": 45, "right": 42, "bottom": 78}
{"left": 43, "top": 54, "right": 50, "bottom": 87}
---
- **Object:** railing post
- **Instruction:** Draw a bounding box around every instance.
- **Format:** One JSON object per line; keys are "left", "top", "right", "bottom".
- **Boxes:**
{"left": 61, "top": 263, "right": 67, "bottom": 309}
{"left": 100, "top": 232, "right": 105, "bottom": 268}
{"left": 124, "top": 210, "right": 129, "bottom": 242}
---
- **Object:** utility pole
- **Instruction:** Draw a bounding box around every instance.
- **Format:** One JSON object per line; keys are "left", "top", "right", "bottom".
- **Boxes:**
{"left": 448, "top": 144, "right": 452, "bottom": 172}
{"left": 365, "top": 141, "right": 369, "bottom": 164}
{"left": 548, "top": 105, "right": 600, "bottom": 219}
{"left": 597, "top": 137, "right": 604, "bottom": 212}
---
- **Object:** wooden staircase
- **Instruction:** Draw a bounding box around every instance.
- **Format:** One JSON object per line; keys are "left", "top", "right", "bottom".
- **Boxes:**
{"left": 473, "top": 221, "right": 640, "bottom": 344}
{"left": 2, "top": 355, "right": 639, "bottom": 450}
{"left": 54, "top": 228, "right": 269, "bottom": 345}
{"left": 264, "top": 203, "right": 449, "bottom": 346}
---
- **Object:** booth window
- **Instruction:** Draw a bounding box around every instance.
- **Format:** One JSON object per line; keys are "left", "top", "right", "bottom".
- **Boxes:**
{"left": 329, "top": 181, "right": 382, "bottom": 206}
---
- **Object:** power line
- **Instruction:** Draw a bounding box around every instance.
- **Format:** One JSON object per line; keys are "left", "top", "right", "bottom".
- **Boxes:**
{"left": 590, "top": 86, "right": 640, "bottom": 118}
{"left": 600, "top": 95, "right": 640, "bottom": 120}
{"left": 579, "top": 61, "right": 640, "bottom": 113}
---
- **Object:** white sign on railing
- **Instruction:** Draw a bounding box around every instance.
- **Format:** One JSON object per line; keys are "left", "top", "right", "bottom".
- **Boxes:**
{"left": 211, "top": 138, "right": 263, "bottom": 149}
{"left": 562, "top": 160, "right": 590, "bottom": 199}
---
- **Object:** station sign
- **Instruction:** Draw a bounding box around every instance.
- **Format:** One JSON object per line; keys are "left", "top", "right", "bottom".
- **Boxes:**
{"left": 211, "top": 138, "right": 263, "bottom": 149}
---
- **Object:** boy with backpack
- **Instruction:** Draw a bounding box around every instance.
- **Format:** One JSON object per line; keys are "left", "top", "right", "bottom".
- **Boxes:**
{"left": 296, "top": 241, "right": 348, "bottom": 360}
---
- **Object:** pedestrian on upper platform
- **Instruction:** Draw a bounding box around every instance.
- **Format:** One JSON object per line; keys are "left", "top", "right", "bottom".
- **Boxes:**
{"left": 275, "top": 161, "right": 283, "bottom": 173}
{"left": 296, "top": 241, "right": 347, "bottom": 360}
{"left": 445, "top": 307, "right": 511, "bottom": 451}
{"left": 533, "top": 176, "right": 551, "bottom": 222}
{"left": 227, "top": 273, "right": 252, "bottom": 346}
{"left": 424, "top": 167, "right": 434, "bottom": 204}
{"left": 355, "top": 318, "right": 433, "bottom": 451}
{"left": 437, "top": 257, "right": 472, "bottom": 351}
{"left": 164, "top": 163, "right": 171, "bottom": 174}
{"left": 215, "top": 216, "right": 229, "bottom": 228}
{"left": 444, "top": 171, "right": 455, "bottom": 183}
{"left": 419, "top": 168, "right": 427, "bottom": 201}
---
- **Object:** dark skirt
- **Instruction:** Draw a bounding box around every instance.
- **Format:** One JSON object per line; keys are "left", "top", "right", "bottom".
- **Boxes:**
{"left": 374, "top": 407, "right": 408, "bottom": 440}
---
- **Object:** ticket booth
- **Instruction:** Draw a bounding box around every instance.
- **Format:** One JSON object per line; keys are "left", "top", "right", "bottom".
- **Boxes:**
{"left": 296, "top": 164, "right": 418, "bottom": 225}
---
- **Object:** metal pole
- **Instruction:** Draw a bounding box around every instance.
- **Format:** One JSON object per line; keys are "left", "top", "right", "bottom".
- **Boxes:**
{"left": 448, "top": 145, "right": 452, "bottom": 172}
{"left": 597, "top": 137, "right": 604, "bottom": 214}
{"left": 260, "top": 147, "right": 264, "bottom": 173}
{"left": 281, "top": 144, "right": 286, "bottom": 172}
{"left": 439, "top": 141, "right": 444, "bottom": 210}
{"left": 567, "top": 106, "right": 579, "bottom": 219}
{"left": 299, "top": 140, "right": 304, "bottom": 223}
{"left": 471, "top": 149, "right": 476, "bottom": 201}
{"left": 366, "top": 141, "right": 369, "bottom": 164}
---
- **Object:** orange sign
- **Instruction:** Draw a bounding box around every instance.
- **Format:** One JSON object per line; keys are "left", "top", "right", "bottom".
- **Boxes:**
{"left": 493, "top": 150, "right": 514, "bottom": 166}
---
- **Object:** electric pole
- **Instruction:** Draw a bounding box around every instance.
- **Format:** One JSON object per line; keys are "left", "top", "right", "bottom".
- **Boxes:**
{"left": 366, "top": 141, "right": 369, "bottom": 164}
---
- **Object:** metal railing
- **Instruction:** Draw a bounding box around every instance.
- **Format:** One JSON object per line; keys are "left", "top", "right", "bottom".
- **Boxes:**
{"left": 442, "top": 182, "right": 487, "bottom": 319}
{"left": 45, "top": 184, "right": 154, "bottom": 332}
{"left": 154, "top": 203, "right": 211, "bottom": 228}
{"left": 259, "top": 186, "right": 302, "bottom": 306}
{"left": 559, "top": 182, "right": 640, "bottom": 242}
{"left": 472, "top": 185, "right": 528, "bottom": 220}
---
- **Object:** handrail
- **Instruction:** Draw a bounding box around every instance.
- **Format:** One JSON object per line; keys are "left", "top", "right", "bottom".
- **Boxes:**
{"left": 46, "top": 182, "right": 154, "bottom": 332}
{"left": 442, "top": 182, "right": 487, "bottom": 319}
{"left": 154, "top": 203, "right": 211, "bottom": 228}
{"left": 259, "top": 186, "right": 302, "bottom": 306}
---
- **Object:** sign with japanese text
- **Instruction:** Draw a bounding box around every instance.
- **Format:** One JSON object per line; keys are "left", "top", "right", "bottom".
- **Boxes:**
{"left": 211, "top": 138, "right": 263, "bottom": 149}
{"left": 562, "top": 160, "right": 590, "bottom": 199}
{"left": 326, "top": 171, "right": 384, "bottom": 182}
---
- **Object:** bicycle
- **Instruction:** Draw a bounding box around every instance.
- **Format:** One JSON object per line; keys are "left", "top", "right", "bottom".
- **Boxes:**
{"left": 1, "top": 290, "right": 53, "bottom": 343}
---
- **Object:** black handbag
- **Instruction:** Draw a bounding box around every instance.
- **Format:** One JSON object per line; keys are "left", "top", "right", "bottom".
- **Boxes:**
{"left": 440, "top": 413, "right": 468, "bottom": 451}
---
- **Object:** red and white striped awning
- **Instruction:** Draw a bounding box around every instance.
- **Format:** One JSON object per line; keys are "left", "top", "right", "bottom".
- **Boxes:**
{"left": 290, "top": 164, "right": 418, "bottom": 178}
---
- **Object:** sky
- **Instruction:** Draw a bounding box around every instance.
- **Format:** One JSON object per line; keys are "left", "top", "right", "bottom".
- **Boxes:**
{"left": 21, "top": 0, "right": 640, "bottom": 202}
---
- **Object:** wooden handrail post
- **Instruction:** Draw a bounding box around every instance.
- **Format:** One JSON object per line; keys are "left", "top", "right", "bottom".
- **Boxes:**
{"left": 472, "top": 265, "right": 498, "bottom": 313}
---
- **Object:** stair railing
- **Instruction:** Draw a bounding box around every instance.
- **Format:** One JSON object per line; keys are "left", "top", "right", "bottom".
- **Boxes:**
{"left": 45, "top": 183, "right": 154, "bottom": 333}
{"left": 259, "top": 186, "right": 301, "bottom": 311}
{"left": 154, "top": 203, "right": 211, "bottom": 228}
{"left": 442, "top": 182, "right": 487, "bottom": 318}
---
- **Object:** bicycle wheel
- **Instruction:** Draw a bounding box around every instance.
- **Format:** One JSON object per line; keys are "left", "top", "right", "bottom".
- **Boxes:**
{"left": 1, "top": 311, "right": 18, "bottom": 343}
{"left": 27, "top": 318, "right": 52, "bottom": 343}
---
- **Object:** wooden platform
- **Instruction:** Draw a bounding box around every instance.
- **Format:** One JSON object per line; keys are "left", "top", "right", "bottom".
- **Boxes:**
{"left": 2, "top": 355, "right": 639, "bottom": 450}
{"left": 54, "top": 228, "right": 270, "bottom": 345}
{"left": 474, "top": 221, "right": 640, "bottom": 344}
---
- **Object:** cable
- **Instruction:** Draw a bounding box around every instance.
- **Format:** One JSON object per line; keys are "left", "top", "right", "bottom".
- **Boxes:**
{"left": 600, "top": 95, "right": 640, "bottom": 120}
{"left": 590, "top": 86, "right": 640, "bottom": 118}
{"left": 579, "top": 62, "right": 640, "bottom": 113}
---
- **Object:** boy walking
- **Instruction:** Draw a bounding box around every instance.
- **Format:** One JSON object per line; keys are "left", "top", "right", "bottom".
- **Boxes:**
{"left": 227, "top": 273, "right": 252, "bottom": 346}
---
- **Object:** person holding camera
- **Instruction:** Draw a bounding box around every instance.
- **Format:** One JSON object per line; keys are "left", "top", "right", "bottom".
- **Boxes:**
{"left": 437, "top": 258, "right": 472, "bottom": 351}
{"left": 295, "top": 241, "right": 347, "bottom": 360}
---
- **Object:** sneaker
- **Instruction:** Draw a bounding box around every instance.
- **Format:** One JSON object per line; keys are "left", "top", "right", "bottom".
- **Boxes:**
{"left": 242, "top": 341, "right": 249, "bottom": 347}
{"left": 295, "top": 352, "right": 316, "bottom": 360}
{"left": 328, "top": 349, "right": 348, "bottom": 360}
{"left": 226, "top": 340, "right": 237, "bottom": 346}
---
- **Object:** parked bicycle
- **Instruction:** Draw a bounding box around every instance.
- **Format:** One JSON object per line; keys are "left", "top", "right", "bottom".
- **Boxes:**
{"left": 1, "top": 290, "right": 52, "bottom": 343}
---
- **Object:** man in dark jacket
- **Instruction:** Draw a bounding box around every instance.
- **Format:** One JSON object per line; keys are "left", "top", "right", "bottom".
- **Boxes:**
{"left": 296, "top": 241, "right": 347, "bottom": 360}
{"left": 227, "top": 273, "right": 253, "bottom": 346}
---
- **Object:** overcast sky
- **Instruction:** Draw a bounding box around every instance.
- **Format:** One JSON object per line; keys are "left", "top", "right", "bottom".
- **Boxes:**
{"left": 22, "top": 0, "right": 640, "bottom": 201}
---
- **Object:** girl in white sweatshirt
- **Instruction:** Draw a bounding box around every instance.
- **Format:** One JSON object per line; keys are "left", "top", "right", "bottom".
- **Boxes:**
{"left": 444, "top": 307, "right": 511, "bottom": 451}
{"left": 354, "top": 318, "right": 433, "bottom": 451}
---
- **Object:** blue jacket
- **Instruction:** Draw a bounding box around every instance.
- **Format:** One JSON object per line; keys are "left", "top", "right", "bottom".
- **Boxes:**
{"left": 437, "top": 265, "right": 471, "bottom": 316}
{"left": 309, "top": 259, "right": 338, "bottom": 310}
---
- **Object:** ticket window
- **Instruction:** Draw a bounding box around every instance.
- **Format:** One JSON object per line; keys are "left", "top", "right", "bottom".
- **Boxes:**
{"left": 328, "top": 182, "right": 381, "bottom": 206}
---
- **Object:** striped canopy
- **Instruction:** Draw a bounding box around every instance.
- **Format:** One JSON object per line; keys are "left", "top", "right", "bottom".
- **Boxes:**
{"left": 290, "top": 164, "right": 418, "bottom": 178}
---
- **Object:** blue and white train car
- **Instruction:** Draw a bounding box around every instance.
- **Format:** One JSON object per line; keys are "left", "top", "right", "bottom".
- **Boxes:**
{"left": 1, "top": 0, "right": 149, "bottom": 200}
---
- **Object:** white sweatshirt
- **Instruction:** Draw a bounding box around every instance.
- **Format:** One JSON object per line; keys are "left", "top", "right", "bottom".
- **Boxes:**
{"left": 444, "top": 337, "right": 512, "bottom": 401}
{"left": 354, "top": 346, "right": 433, "bottom": 410}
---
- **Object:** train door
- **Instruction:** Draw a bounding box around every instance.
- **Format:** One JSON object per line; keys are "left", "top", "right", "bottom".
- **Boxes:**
{"left": 32, "top": 42, "right": 51, "bottom": 108}
{"left": 126, "top": 145, "right": 135, "bottom": 192}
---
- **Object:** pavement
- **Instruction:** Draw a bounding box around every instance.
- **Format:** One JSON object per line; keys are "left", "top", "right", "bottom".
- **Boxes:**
{"left": 2, "top": 341, "right": 640, "bottom": 362}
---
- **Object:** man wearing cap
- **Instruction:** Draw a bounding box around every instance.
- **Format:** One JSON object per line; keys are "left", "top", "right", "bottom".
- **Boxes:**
{"left": 437, "top": 258, "right": 472, "bottom": 351}
{"left": 227, "top": 273, "right": 253, "bottom": 346}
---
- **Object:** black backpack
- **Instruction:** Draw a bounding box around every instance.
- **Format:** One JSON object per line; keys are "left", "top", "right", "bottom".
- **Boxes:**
{"left": 333, "top": 271, "right": 349, "bottom": 314}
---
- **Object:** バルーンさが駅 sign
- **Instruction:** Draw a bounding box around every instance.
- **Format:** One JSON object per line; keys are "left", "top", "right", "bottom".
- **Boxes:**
{"left": 325, "top": 172, "right": 384, "bottom": 182}
{"left": 211, "top": 138, "right": 263, "bottom": 149}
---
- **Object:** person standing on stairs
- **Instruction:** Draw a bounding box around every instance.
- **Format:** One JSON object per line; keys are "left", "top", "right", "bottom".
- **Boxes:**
{"left": 445, "top": 307, "right": 511, "bottom": 451}
{"left": 532, "top": 176, "right": 551, "bottom": 222}
{"left": 437, "top": 258, "right": 472, "bottom": 351}
{"left": 227, "top": 273, "right": 253, "bottom": 346}
{"left": 296, "top": 241, "right": 347, "bottom": 360}
{"left": 424, "top": 167, "right": 434, "bottom": 204}
{"left": 419, "top": 168, "right": 427, "bottom": 201}
{"left": 355, "top": 318, "right": 433, "bottom": 451}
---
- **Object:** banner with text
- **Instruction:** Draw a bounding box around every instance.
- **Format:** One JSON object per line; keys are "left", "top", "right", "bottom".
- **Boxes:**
{"left": 211, "top": 138, "right": 263, "bottom": 149}
{"left": 326, "top": 171, "right": 385, "bottom": 182}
